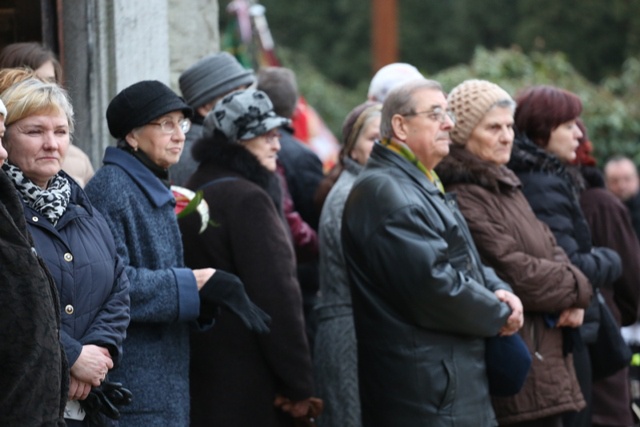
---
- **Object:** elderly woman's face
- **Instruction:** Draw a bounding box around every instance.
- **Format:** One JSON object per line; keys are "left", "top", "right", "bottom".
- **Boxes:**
{"left": 546, "top": 119, "right": 582, "bottom": 163}
{"left": 351, "top": 116, "right": 380, "bottom": 166}
{"left": 240, "top": 128, "right": 281, "bottom": 172}
{"left": 5, "top": 111, "right": 69, "bottom": 188}
{"left": 126, "top": 111, "right": 187, "bottom": 169}
{"left": 466, "top": 106, "right": 514, "bottom": 166}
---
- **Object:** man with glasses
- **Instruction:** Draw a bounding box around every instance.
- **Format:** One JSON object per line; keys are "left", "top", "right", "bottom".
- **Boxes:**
{"left": 341, "top": 79, "right": 523, "bottom": 427}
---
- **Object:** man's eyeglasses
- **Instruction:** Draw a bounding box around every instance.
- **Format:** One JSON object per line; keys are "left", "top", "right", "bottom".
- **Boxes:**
{"left": 148, "top": 118, "right": 191, "bottom": 135}
{"left": 403, "top": 107, "right": 456, "bottom": 125}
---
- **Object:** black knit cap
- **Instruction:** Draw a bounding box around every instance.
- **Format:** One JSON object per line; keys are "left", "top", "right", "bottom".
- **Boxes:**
{"left": 106, "top": 80, "right": 193, "bottom": 139}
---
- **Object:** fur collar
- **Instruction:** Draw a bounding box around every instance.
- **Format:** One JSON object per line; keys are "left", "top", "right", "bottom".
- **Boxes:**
{"left": 508, "top": 131, "right": 584, "bottom": 193}
{"left": 436, "top": 144, "right": 520, "bottom": 194}
{"left": 194, "top": 134, "right": 283, "bottom": 212}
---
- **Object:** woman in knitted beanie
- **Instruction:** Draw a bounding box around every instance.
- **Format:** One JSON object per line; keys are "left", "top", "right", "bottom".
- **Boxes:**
{"left": 436, "top": 79, "right": 593, "bottom": 426}
{"left": 313, "top": 101, "right": 381, "bottom": 427}
{"left": 508, "top": 85, "right": 622, "bottom": 427}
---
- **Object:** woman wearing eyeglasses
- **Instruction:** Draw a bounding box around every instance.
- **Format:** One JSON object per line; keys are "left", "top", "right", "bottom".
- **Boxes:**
{"left": 86, "top": 81, "right": 269, "bottom": 426}
{"left": 180, "top": 89, "right": 317, "bottom": 427}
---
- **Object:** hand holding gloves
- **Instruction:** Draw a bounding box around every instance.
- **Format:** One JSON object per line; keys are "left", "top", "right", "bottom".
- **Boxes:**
{"left": 199, "top": 270, "right": 271, "bottom": 334}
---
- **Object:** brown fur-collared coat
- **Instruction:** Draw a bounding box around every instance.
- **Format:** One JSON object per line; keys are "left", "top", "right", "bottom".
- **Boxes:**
{"left": 437, "top": 145, "right": 592, "bottom": 424}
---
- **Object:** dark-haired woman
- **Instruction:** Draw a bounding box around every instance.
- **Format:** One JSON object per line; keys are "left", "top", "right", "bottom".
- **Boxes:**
{"left": 508, "top": 85, "right": 622, "bottom": 427}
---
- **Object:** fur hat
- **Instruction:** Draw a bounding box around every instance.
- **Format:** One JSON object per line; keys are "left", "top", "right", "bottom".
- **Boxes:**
{"left": 204, "top": 89, "right": 289, "bottom": 141}
{"left": 179, "top": 52, "right": 255, "bottom": 109}
{"left": 448, "top": 79, "right": 514, "bottom": 145}
{"left": 106, "top": 80, "right": 192, "bottom": 139}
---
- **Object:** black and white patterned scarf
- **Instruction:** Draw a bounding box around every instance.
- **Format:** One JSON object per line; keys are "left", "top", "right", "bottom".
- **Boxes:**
{"left": 2, "top": 162, "right": 70, "bottom": 225}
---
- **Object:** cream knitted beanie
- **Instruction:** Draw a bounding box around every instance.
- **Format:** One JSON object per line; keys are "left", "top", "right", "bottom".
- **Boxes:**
{"left": 448, "top": 79, "right": 513, "bottom": 145}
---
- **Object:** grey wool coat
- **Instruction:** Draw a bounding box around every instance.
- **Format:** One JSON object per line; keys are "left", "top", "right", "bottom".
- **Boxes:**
{"left": 314, "top": 158, "right": 363, "bottom": 427}
{"left": 85, "top": 147, "right": 203, "bottom": 427}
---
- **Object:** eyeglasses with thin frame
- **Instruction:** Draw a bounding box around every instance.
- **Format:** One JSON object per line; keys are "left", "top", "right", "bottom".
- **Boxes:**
{"left": 262, "top": 129, "right": 281, "bottom": 144}
{"left": 403, "top": 107, "right": 456, "bottom": 125}
{"left": 147, "top": 118, "right": 191, "bottom": 135}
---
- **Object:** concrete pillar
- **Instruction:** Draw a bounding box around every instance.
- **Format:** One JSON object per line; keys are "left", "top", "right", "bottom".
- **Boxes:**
{"left": 60, "top": 0, "right": 219, "bottom": 167}
{"left": 167, "top": 0, "right": 220, "bottom": 92}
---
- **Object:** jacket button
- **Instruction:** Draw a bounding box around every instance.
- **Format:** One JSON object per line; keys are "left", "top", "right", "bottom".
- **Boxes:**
{"left": 32, "top": 216, "right": 39, "bottom": 222}
{"left": 65, "top": 305, "right": 74, "bottom": 315}
{"left": 64, "top": 253, "right": 73, "bottom": 262}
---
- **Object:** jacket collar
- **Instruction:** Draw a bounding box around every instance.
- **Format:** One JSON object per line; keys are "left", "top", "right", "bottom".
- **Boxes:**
{"left": 343, "top": 157, "right": 364, "bottom": 176}
{"left": 103, "top": 146, "right": 174, "bottom": 208}
{"left": 368, "top": 142, "right": 443, "bottom": 197}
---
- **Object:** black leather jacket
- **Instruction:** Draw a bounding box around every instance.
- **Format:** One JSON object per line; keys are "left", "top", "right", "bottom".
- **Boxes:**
{"left": 342, "top": 142, "right": 512, "bottom": 427}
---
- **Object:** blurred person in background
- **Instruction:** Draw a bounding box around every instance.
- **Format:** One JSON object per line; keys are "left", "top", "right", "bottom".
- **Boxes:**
{"left": 313, "top": 101, "right": 381, "bottom": 427}
{"left": 314, "top": 62, "right": 423, "bottom": 210}
{"left": 509, "top": 85, "right": 622, "bottom": 427}
{"left": 174, "top": 52, "right": 254, "bottom": 186}
{"left": 257, "top": 66, "right": 325, "bottom": 348}
{"left": 0, "top": 42, "right": 94, "bottom": 187}
{"left": 572, "top": 120, "right": 640, "bottom": 427}
{"left": 604, "top": 155, "right": 640, "bottom": 240}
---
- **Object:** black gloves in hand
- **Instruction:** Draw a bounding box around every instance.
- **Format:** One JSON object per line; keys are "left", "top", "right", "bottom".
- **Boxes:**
{"left": 200, "top": 270, "right": 271, "bottom": 334}
{"left": 80, "top": 380, "right": 132, "bottom": 423}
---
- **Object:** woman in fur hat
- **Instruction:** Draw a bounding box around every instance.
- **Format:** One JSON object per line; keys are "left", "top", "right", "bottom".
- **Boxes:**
{"left": 435, "top": 79, "right": 593, "bottom": 426}
{"left": 180, "top": 88, "right": 318, "bottom": 427}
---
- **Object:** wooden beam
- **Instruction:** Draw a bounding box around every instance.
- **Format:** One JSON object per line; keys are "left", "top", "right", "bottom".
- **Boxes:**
{"left": 372, "top": 0, "right": 398, "bottom": 74}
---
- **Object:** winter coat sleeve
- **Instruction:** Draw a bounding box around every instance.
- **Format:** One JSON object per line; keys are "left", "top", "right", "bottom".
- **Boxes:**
{"left": 355, "top": 203, "right": 511, "bottom": 337}
{"left": 86, "top": 170, "right": 200, "bottom": 325}
{"left": 454, "top": 185, "right": 592, "bottom": 312}
{"left": 79, "top": 251, "right": 130, "bottom": 366}
{"left": 104, "top": 205, "right": 199, "bottom": 324}
{"left": 521, "top": 173, "right": 621, "bottom": 289}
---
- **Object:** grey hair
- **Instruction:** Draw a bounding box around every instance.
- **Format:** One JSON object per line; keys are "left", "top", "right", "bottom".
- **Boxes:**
{"left": 380, "top": 79, "right": 443, "bottom": 139}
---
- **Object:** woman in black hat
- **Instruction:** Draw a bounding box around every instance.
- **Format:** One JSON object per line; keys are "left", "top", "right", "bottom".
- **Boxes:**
{"left": 180, "top": 88, "right": 318, "bottom": 427}
{"left": 85, "top": 80, "right": 269, "bottom": 427}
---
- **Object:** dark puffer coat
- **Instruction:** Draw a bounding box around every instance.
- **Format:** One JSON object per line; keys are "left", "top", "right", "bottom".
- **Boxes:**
{"left": 341, "top": 143, "right": 512, "bottom": 427}
{"left": 0, "top": 169, "right": 67, "bottom": 427}
{"left": 25, "top": 173, "right": 130, "bottom": 372}
{"left": 437, "top": 145, "right": 591, "bottom": 424}
{"left": 507, "top": 134, "right": 621, "bottom": 296}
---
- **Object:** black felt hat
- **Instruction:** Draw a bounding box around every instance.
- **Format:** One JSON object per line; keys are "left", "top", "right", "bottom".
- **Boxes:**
{"left": 106, "top": 80, "right": 193, "bottom": 139}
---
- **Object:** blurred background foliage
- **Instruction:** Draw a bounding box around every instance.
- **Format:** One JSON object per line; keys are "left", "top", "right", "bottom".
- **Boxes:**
{"left": 222, "top": 0, "right": 640, "bottom": 163}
